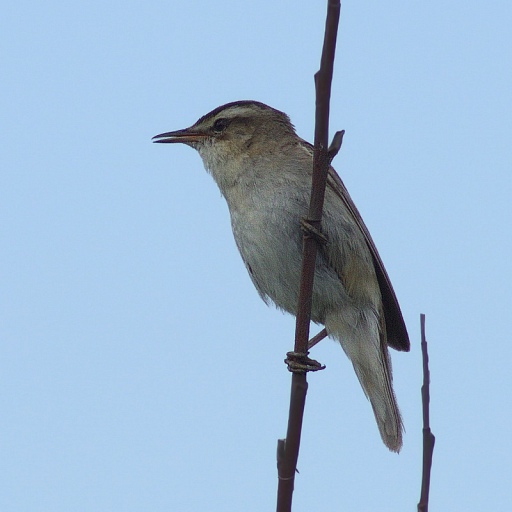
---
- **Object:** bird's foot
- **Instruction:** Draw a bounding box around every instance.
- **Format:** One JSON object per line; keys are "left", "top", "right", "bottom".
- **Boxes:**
{"left": 285, "top": 351, "right": 326, "bottom": 373}
{"left": 300, "top": 218, "right": 328, "bottom": 245}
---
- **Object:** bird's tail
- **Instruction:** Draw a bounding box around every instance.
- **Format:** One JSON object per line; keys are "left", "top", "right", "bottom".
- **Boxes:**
{"left": 325, "top": 309, "right": 404, "bottom": 452}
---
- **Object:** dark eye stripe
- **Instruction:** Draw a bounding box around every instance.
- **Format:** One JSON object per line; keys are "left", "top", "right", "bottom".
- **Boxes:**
{"left": 212, "top": 118, "right": 230, "bottom": 133}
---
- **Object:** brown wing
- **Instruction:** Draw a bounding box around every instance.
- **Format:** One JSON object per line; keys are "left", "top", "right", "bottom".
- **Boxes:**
{"left": 326, "top": 166, "right": 410, "bottom": 351}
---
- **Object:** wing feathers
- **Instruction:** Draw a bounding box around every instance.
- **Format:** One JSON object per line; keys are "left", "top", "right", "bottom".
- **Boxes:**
{"left": 326, "top": 168, "right": 410, "bottom": 351}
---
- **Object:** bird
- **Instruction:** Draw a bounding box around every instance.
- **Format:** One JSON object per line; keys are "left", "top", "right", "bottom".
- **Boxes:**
{"left": 153, "top": 100, "right": 410, "bottom": 452}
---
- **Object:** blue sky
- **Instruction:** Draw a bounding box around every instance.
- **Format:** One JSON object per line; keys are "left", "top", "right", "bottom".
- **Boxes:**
{"left": 2, "top": 1, "right": 511, "bottom": 511}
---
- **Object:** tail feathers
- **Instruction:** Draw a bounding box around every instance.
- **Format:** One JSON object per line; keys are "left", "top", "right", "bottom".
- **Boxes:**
{"left": 351, "top": 358, "right": 403, "bottom": 452}
{"left": 325, "top": 309, "right": 404, "bottom": 452}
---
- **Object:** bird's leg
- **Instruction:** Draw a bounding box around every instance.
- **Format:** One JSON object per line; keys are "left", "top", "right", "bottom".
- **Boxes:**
{"left": 307, "top": 328, "right": 328, "bottom": 350}
{"left": 300, "top": 218, "right": 328, "bottom": 245}
{"left": 292, "top": 218, "right": 329, "bottom": 374}
{"left": 284, "top": 329, "right": 328, "bottom": 373}
{"left": 284, "top": 329, "right": 327, "bottom": 373}
{"left": 284, "top": 328, "right": 328, "bottom": 373}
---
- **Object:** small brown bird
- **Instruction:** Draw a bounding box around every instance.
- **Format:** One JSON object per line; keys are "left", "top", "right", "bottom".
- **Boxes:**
{"left": 154, "top": 101, "right": 410, "bottom": 452}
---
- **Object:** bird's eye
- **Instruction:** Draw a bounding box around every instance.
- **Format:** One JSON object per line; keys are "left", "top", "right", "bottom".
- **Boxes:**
{"left": 212, "top": 118, "right": 230, "bottom": 133}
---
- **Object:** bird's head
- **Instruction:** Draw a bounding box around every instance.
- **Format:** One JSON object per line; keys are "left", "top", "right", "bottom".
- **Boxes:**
{"left": 156, "top": 100, "right": 296, "bottom": 158}
{"left": 153, "top": 101, "right": 300, "bottom": 193}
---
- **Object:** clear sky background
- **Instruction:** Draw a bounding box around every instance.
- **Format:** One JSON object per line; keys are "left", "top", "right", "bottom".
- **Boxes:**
{"left": 2, "top": 1, "right": 511, "bottom": 511}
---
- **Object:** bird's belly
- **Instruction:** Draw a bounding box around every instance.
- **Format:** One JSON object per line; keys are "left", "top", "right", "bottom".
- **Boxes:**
{"left": 230, "top": 205, "right": 347, "bottom": 322}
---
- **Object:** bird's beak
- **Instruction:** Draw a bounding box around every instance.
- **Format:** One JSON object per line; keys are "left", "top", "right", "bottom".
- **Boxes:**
{"left": 152, "top": 127, "right": 207, "bottom": 144}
